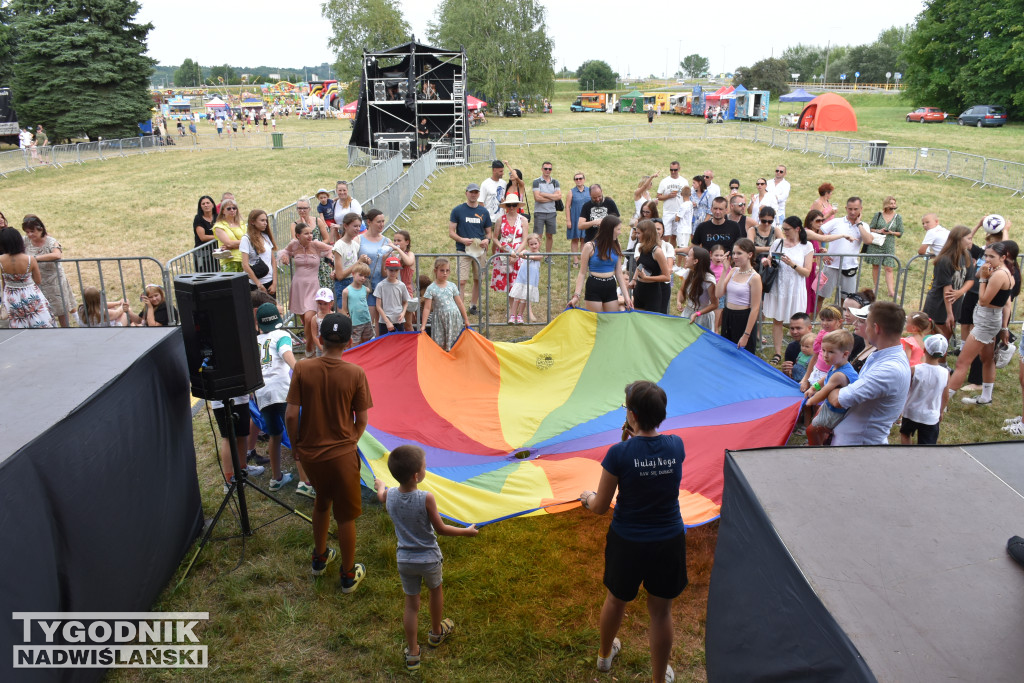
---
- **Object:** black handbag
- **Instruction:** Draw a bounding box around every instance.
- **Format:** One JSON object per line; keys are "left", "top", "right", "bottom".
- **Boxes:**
{"left": 554, "top": 198, "right": 565, "bottom": 212}
{"left": 759, "top": 243, "right": 782, "bottom": 294}
{"left": 250, "top": 256, "right": 270, "bottom": 279}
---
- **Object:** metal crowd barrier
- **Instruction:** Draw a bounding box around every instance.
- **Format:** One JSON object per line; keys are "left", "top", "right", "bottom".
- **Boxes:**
{"left": 409, "top": 250, "right": 575, "bottom": 338}
{"left": 60, "top": 256, "right": 175, "bottom": 325}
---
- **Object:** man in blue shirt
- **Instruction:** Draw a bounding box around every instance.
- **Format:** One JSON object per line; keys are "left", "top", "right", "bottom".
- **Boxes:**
{"left": 448, "top": 184, "right": 493, "bottom": 315}
{"left": 828, "top": 302, "right": 911, "bottom": 445}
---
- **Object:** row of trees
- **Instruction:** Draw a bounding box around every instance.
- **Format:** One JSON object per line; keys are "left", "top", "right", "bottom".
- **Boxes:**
{"left": 780, "top": 26, "right": 910, "bottom": 86}
{"left": 903, "top": 0, "right": 1024, "bottom": 118}
{"left": 320, "top": 0, "right": 555, "bottom": 106}
{"left": 2, "top": 0, "right": 155, "bottom": 142}
{"left": 168, "top": 60, "right": 307, "bottom": 88}
{"left": 732, "top": 26, "right": 910, "bottom": 99}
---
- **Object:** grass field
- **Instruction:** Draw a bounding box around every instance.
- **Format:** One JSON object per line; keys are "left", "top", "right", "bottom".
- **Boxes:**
{"left": 5, "top": 91, "right": 1024, "bottom": 681}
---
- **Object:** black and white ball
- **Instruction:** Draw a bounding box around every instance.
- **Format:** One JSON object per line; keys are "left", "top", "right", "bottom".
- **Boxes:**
{"left": 982, "top": 214, "right": 1006, "bottom": 234}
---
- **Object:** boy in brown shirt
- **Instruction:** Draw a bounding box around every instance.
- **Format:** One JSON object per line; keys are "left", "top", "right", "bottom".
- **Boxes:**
{"left": 285, "top": 313, "right": 373, "bottom": 591}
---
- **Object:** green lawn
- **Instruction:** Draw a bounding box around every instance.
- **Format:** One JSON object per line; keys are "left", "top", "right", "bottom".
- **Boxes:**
{"left": 5, "top": 92, "right": 1024, "bottom": 682}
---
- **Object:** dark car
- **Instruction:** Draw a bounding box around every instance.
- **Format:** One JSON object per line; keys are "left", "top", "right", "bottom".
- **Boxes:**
{"left": 957, "top": 105, "right": 1007, "bottom": 128}
{"left": 504, "top": 101, "right": 522, "bottom": 117}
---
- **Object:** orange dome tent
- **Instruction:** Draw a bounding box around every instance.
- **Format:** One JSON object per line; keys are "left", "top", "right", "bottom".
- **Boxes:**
{"left": 797, "top": 93, "right": 857, "bottom": 132}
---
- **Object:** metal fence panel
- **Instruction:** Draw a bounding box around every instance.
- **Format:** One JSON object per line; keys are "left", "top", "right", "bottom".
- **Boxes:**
{"left": 63, "top": 256, "right": 175, "bottom": 325}
{"left": 946, "top": 151, "right": 986, "bottom": 184}
{"left": 913, "top": 148, "right": 951, "bottom": 176}
{"left": 0, "top": 149, "right": 29, "bottom": 176}
{"left": 982, "top": 158, "right": 1024, "bottom": 193}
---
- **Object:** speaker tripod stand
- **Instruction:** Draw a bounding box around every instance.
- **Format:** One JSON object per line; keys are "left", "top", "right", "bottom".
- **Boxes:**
{"left": 176, "top": 403, "right": 312, "bottom": 587}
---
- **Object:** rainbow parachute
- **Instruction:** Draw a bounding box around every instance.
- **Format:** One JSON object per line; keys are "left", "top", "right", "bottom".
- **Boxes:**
{"left": 348, "top": 309, "right": 803, "bottom": 527}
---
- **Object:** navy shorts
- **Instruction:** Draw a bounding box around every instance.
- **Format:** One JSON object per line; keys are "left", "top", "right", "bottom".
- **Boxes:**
{"left": 603, "top": 527, "right": 687, "bottom": 601}
{"left": 259, "top": 402, "right": 287, "bottom": 437}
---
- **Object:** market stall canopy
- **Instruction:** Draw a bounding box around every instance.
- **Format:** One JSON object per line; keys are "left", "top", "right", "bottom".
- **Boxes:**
{"left": 467, "top": 95, "right": 487, "bottom": 110}
{"left": 780, "top": 88, "right": 815, "bottom": 103}
{"left": 204, "top": 96, "right": 227, "bottom": 108}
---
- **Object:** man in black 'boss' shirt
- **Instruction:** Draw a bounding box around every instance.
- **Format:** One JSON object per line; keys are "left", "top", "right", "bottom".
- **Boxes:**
{"left": 690, "top": 196, "right": 744, "bottom": 254}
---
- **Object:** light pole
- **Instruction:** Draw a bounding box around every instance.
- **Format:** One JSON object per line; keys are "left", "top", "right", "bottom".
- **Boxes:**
{"left": 823, "top": 40, "right": 831, "bottom": 85}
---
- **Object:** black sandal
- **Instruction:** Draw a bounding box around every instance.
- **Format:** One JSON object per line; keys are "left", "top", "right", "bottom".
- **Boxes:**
{"left": 770, "top": 353, "right": 782, "bottom": 366}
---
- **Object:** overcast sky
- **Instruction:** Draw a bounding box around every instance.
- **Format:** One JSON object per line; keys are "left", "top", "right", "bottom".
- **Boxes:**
{"left": 138, "top": 0, "right": 925, "bottom": 78}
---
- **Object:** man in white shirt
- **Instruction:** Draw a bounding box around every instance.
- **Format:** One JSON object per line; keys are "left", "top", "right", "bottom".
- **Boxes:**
{"left": 480, "top": 160, "right": 507, "bottom": 223}
{"left": 828, "top": 302, "right": 911, "bottom": 445}
{"left": 917, "top": 213, "right": 949, "bottom": 256}
{"left": 703, "top": 169, "right": 721, "bottom": 201}
{"left": 657, "top": 161, "right": 688, "bottom": 248}
{"left": 769, "top": 165, "right": 791, "bottom": 226}
{"left": 816, "top": 196, "right": 873, "bottom": 307}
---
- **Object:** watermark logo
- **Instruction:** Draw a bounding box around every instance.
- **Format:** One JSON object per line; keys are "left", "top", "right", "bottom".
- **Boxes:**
{"left": 13, "top": 612, "right": 209, "bottom": 668}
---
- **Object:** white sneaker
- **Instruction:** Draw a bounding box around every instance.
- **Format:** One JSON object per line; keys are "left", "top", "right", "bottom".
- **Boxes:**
{"left": 961, "top": 396, "right": 992, "bottom": 406}
{"left": 665, "top": 664, "right": 675, "bottom": 683}
{"left": 244, "top": 464, "right": 266, "bottom": 476}
{"left": 269, "top": 471, "right": 293, "bottom": 491}
{"left": 1005, "top": 422, "right": 1024, "bottom": 436}
{"left": 1003, "top": 415, "right": 1023, "bottom": 426}
{"left": 296, "top": 481, "right": 316, "bottom": 498}
{"left": 596, "top": 638, "right": 621, "bottom": 673}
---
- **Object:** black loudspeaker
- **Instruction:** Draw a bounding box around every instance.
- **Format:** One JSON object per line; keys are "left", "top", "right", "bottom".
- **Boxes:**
{"left": 174, "top": 272, "right": 263, "bottom": 401}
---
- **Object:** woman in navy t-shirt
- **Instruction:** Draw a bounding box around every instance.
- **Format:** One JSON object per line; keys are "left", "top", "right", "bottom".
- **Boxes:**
{"left": 579, "top": 380, "right": 686, "bottom": 683}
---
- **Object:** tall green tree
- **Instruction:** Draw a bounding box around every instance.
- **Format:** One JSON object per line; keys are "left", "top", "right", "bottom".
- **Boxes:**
{"left": 680, "top": 54, "right": 709, "bottom": 79}
{"left": 322, "top": 0, "right": 410, "bottom": 82}
{"left": 904, "top": 0, "right": 1024, "bottom": 116}
{"left": 733, "top": 57, "right": 790, "bottom": 96}
{"left": 174, "top": 58, "right": 202, "bottom": 87}
{"left": 10, "top": 0, "right": 155, "bottom": 141}
{"left": 428, "top": 0, "right": 554, "bottom": 104}
{"left": 576, "top": 60, "right": 617, "bottom": 91}
{"left": 0, "top": 1, "right": 15, "bottom": 85}
{"left": 208, "top": 64, "right": 239, "bottom": 85}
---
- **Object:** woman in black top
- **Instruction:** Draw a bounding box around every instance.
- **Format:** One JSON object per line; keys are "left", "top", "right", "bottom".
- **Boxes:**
{"left": 193, "top": 195, "right": 218, "bottom": 272}
{"left": 922, "top": 225, "right": 973, "bottom": 340}
{"left": 630, "top": 220, "right": 671, "bottom": 313}
{"left": 946, "top": 241, "right": 1016, "bottom": 408}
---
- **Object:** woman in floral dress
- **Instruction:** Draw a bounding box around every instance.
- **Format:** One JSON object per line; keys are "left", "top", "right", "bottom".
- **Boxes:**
{"left": 490, "top": 193, "right": 527, "bottom": 294}
{"left": 0, "top": 227, "right": 54, "bottom": 328}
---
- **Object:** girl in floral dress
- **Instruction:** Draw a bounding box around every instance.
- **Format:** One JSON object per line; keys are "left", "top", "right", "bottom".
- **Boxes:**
{"left": 421, "top": 258, "right": 470, "bottom": 351}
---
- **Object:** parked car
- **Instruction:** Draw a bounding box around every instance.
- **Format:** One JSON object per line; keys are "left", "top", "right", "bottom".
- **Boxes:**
{"left": 957, "top": 105, "right": 1007, "bottom": 127}
{"left": 906, "top": 107, "right": 947, "bottom": 123}
{"left": 503, "top": 101, "right": 522, "bottom": 117}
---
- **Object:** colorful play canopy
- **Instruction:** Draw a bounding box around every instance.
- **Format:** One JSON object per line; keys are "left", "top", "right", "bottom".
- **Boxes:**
{"left": 351, "top": 310, "right": 803, "bottom": 527}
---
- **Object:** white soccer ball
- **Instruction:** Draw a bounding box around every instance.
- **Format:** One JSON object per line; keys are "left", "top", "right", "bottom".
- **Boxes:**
{"left": 982, "top": 214, "right": 1006, "bottom": 234}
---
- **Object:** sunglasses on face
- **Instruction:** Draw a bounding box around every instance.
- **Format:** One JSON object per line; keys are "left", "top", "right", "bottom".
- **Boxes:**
{"left": 760, "top": 219, "right": 772, "bottom": 224}
{"left": 542, "top": 167, "right": 552, "bottom": 171}
{"left": 756, "top": 182, "right": 766, "bottom": 186}
{"left": 776, "top": 170, "right": 785, "bottom": 173}
{"left": 574, "top": 177, "right": 584, "bottom": 181}
{"left": 703, "top": 175, "right": 711, "bottom": 179}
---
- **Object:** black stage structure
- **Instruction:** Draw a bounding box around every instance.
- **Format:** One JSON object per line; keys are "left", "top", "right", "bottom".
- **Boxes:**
{"left": 350, "top": 39, "right": 468, "bottom": 163}
{"left": 706, "top": 442, "right": 1024, "bottom": 682}
{"left": 0, "top": 328, "right": 203, "bottom": 682}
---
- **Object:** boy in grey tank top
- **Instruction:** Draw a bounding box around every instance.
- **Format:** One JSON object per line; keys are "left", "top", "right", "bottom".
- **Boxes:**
{"left": 374, "top": 445, "right": 478, "bottom": 671}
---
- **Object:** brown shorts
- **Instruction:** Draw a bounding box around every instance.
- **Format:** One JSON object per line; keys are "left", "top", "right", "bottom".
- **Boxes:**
{"left": 300, "top": 451, "right": 362, "bottom": 523}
